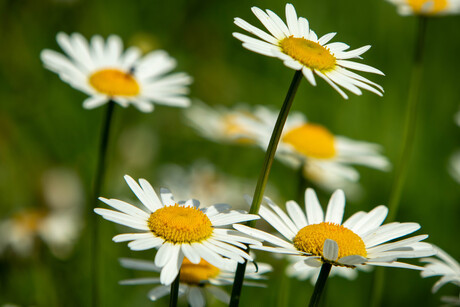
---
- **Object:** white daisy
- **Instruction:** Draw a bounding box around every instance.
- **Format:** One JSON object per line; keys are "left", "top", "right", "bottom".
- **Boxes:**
{"left": 235, "top": 188, "right": 435, "bottom": 271}
{"left": 233, "top": 3, "right": 384, "bottom": 99}
{"left": 94, "top": 175, "right": 260, "bottom": 285}
{"left": 386, "top": 0, "right": 460, "bottom": 15}
{"left": 41, "top": 32, "right": 192, "bottom": 112}
{"left": 186, "top": 102, "right": 390, "bottom": 192}
{"left": 237, "top": 105, "right": 390, "bottom": 190}
{"left": 118, "top": 257, "right": 271, "bottom": 306}
{"left": 421, "top": 246, "right": 460, "bottom": 305}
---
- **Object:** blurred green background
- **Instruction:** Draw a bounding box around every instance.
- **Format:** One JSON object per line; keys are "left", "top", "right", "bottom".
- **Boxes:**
{"left": 1, "top": 0, "right": 460, "bottom": 306}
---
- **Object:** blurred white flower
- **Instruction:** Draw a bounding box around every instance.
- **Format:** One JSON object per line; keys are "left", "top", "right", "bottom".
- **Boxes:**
{"left": 0, "top": 168, "right": 83, "bottom": 258}
{"left": 119, "top": 257, "right": 271, "bottom": 306}
{"left": 186, "top": 102, "right": 390, "bottom": 193}
{"left": 158, "top": 160, "right": 278, "bottom": 210}
{"left": 386, "top": 0, "right": 460, "bottom": 15}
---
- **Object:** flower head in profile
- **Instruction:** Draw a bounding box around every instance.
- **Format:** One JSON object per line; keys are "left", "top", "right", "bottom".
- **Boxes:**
{"left": 41, "top": 32, "right": 192, "bottom": 112}
{"left": 421, "top": 245, "right": 460, "bottom": 305}
{"left": 94, "top": 175, "right": 260, "bottom": 285}
{"left": 235, "top": 189, "right": 435, "bottom": 271}
{"left": 386, "top": 0, "right": 460, "bottom": 15}
{"left": 233, "top": 3, "right": 384, "bottom": 99}
{"left": 119, "top": 257, "right": 271, "bottom": 306}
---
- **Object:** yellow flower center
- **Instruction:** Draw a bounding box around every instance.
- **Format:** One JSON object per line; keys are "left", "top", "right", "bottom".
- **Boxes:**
{"left": 293, "top": 222, "right": 367, "bottom": 266}
{"left": 279, "top": 36, "right": 336, "bottom": 71}
{"left": 282, "top": 123, "right": 336, "bottom": 159}
{"left": 407, "top": 0, "right": 448, "bottom": 14}
{"left": 147, "top": 204, "right": 213, "bottom": 244}
{"left": 89, "top": 69, "right": 140, "bottom": 97}
{"left": 13, "top": 210, "right": 46, "bottom": 232}
{"left": 180, "top": 258, "right": 220, "bottom": 285}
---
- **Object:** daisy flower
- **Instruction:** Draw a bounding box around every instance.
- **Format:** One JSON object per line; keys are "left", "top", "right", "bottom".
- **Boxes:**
{"left": 386, "top": 0, "right": 460, "bottom": 15}
{"left": 184, "top": 101, "right": 259, "bottom": 144}
{"left": 421, "top": 246, "right": 460, "bottom": 305}
{"left": 118, "top": 257, "right": 271, "bottom": 306}
{"left": 94, "top": 175, "right": 260, "bottom": 285}
{"left": 235, "top": 189, "right": 435, "bottom": 271}
{"left": 187, "top": 102, "right": 390, "bottom": 192}
{"left": 233, "top": 3, "right": 384, "bottom": 99}
{"left": 41, "top": 32, "right": 192, "bottom": 112}
{"left": 0, "top": 168, "right": 82, "bottom": 258}
{"left": 236, "top": 105, "right": 390, "bottom": 190}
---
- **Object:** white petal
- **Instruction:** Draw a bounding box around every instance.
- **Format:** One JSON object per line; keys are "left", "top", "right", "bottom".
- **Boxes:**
{"left": 160, "top": 188, "right": 176, "bottom": 206}
{"left": 233, "top": 224, "right": 293, "bottom": 249}
{"left": 188, "top": 287, "right": 205, "bottom": 307}
{"left": 148, "top": 285, "right": 170, "bottom": 300}
{"left": 305, "top": 188, "right": 324, "bottom": 224}
{"left": 83, "top": 96, "right": 108, "bottom": 109}
{"left": 323, "top": 239, "right": 339, "bottom": 261}
{"left": 286, "top": 200, "right": 308, "bottom": 229}
{"left": 324, "top": 189, "right": 345, "bottom": 224}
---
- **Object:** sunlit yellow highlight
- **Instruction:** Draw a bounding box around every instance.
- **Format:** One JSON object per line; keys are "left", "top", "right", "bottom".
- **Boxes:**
{"left": 293, "top": 222, "right": 366, "bottom": 265}
{"left": 89, "top": 69, "right": 140, "bottom": 96}
{"left": 180, "top": 258, "right": 220, "bottom": 285}
{"left": 283, "top": 124, "right": 336, "bottom": 159}
{"left": 148, "top": 204, "right": 213, "bottom": 243}
{"left": 279, "top": 36, "right": 336, "bottom": 71}
{"left": 408, "top": 0, "right": 448, "bottom": 14}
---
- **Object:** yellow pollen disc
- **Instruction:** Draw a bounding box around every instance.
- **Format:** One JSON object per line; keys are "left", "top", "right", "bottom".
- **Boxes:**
{"left": 294, "top": 222, "right": 367, "bottom": 264}
{"left": 89, "top": 69, "right": 140, "bottom": 96}
{"left": 279, "top": 36, "right": 336, "bottom": 71}
{"left": 14, "top": 210, "right": 46, "bottom": 232}
{"left": 282, "top": 123, "right": 336, "bottom": 159}
{"left": 408, "top": 0, "right": 448, "bottom": 14}
{"left": 180, "top": 258, "right": 220, "bottom": 285}
{"left": 147, "top": 204, "right": 213, "bottom": 244}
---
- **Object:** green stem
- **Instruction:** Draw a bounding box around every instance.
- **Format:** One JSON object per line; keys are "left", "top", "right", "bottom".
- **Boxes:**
{"left": 91, "top": 100, "right": 116, "bottom": 307}
{"left": 169, "top": 272, "right": 181, "bottom": 307}
{"left": 370, "top": 16, "right": 427, "bottom": 307}
{"left": 308, "top": 263, "right": 332, "bottom": 307}
{"left": 229, "top": 70, "right": 303, "bottom": 307}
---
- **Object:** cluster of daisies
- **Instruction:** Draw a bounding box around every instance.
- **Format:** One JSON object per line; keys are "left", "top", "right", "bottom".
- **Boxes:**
{"left": 36, "top": 1, "right": 460, "bottom": 306}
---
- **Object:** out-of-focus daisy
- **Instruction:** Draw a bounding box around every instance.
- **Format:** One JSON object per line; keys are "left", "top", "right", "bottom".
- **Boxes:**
{"left": 186, "top": 102, "right": 390, "bottom": 192}
{"left": 0, "top": 168, "right": 82, "bottom": 258}
{"left": 158, "top": 160, "right": 272, "bottom": 210}
{"left": 95, "top": 175, "right": 260, "bottom": 285}
{"left": 235, "top": 189, "right": 435, "bottom": 271}
{"left": 236, "top": 105, "right": 390, "bottom": 190}
{"left": 421, "top": 246, "right": 460, "bottom": 305}
{"left": 233, "top": 3, "right": 384, "bottom": 99}
{"left": 119, "top": 257, "right": 271, "bottom": 306}
{"left": 386, "top": 0, "right": 460, "bottom": 15}
{"left": 184, "top": 101, "right": 258, "bottom": 144}
{"left": 41, "top": 32, "right": 192, "bottom": 112}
